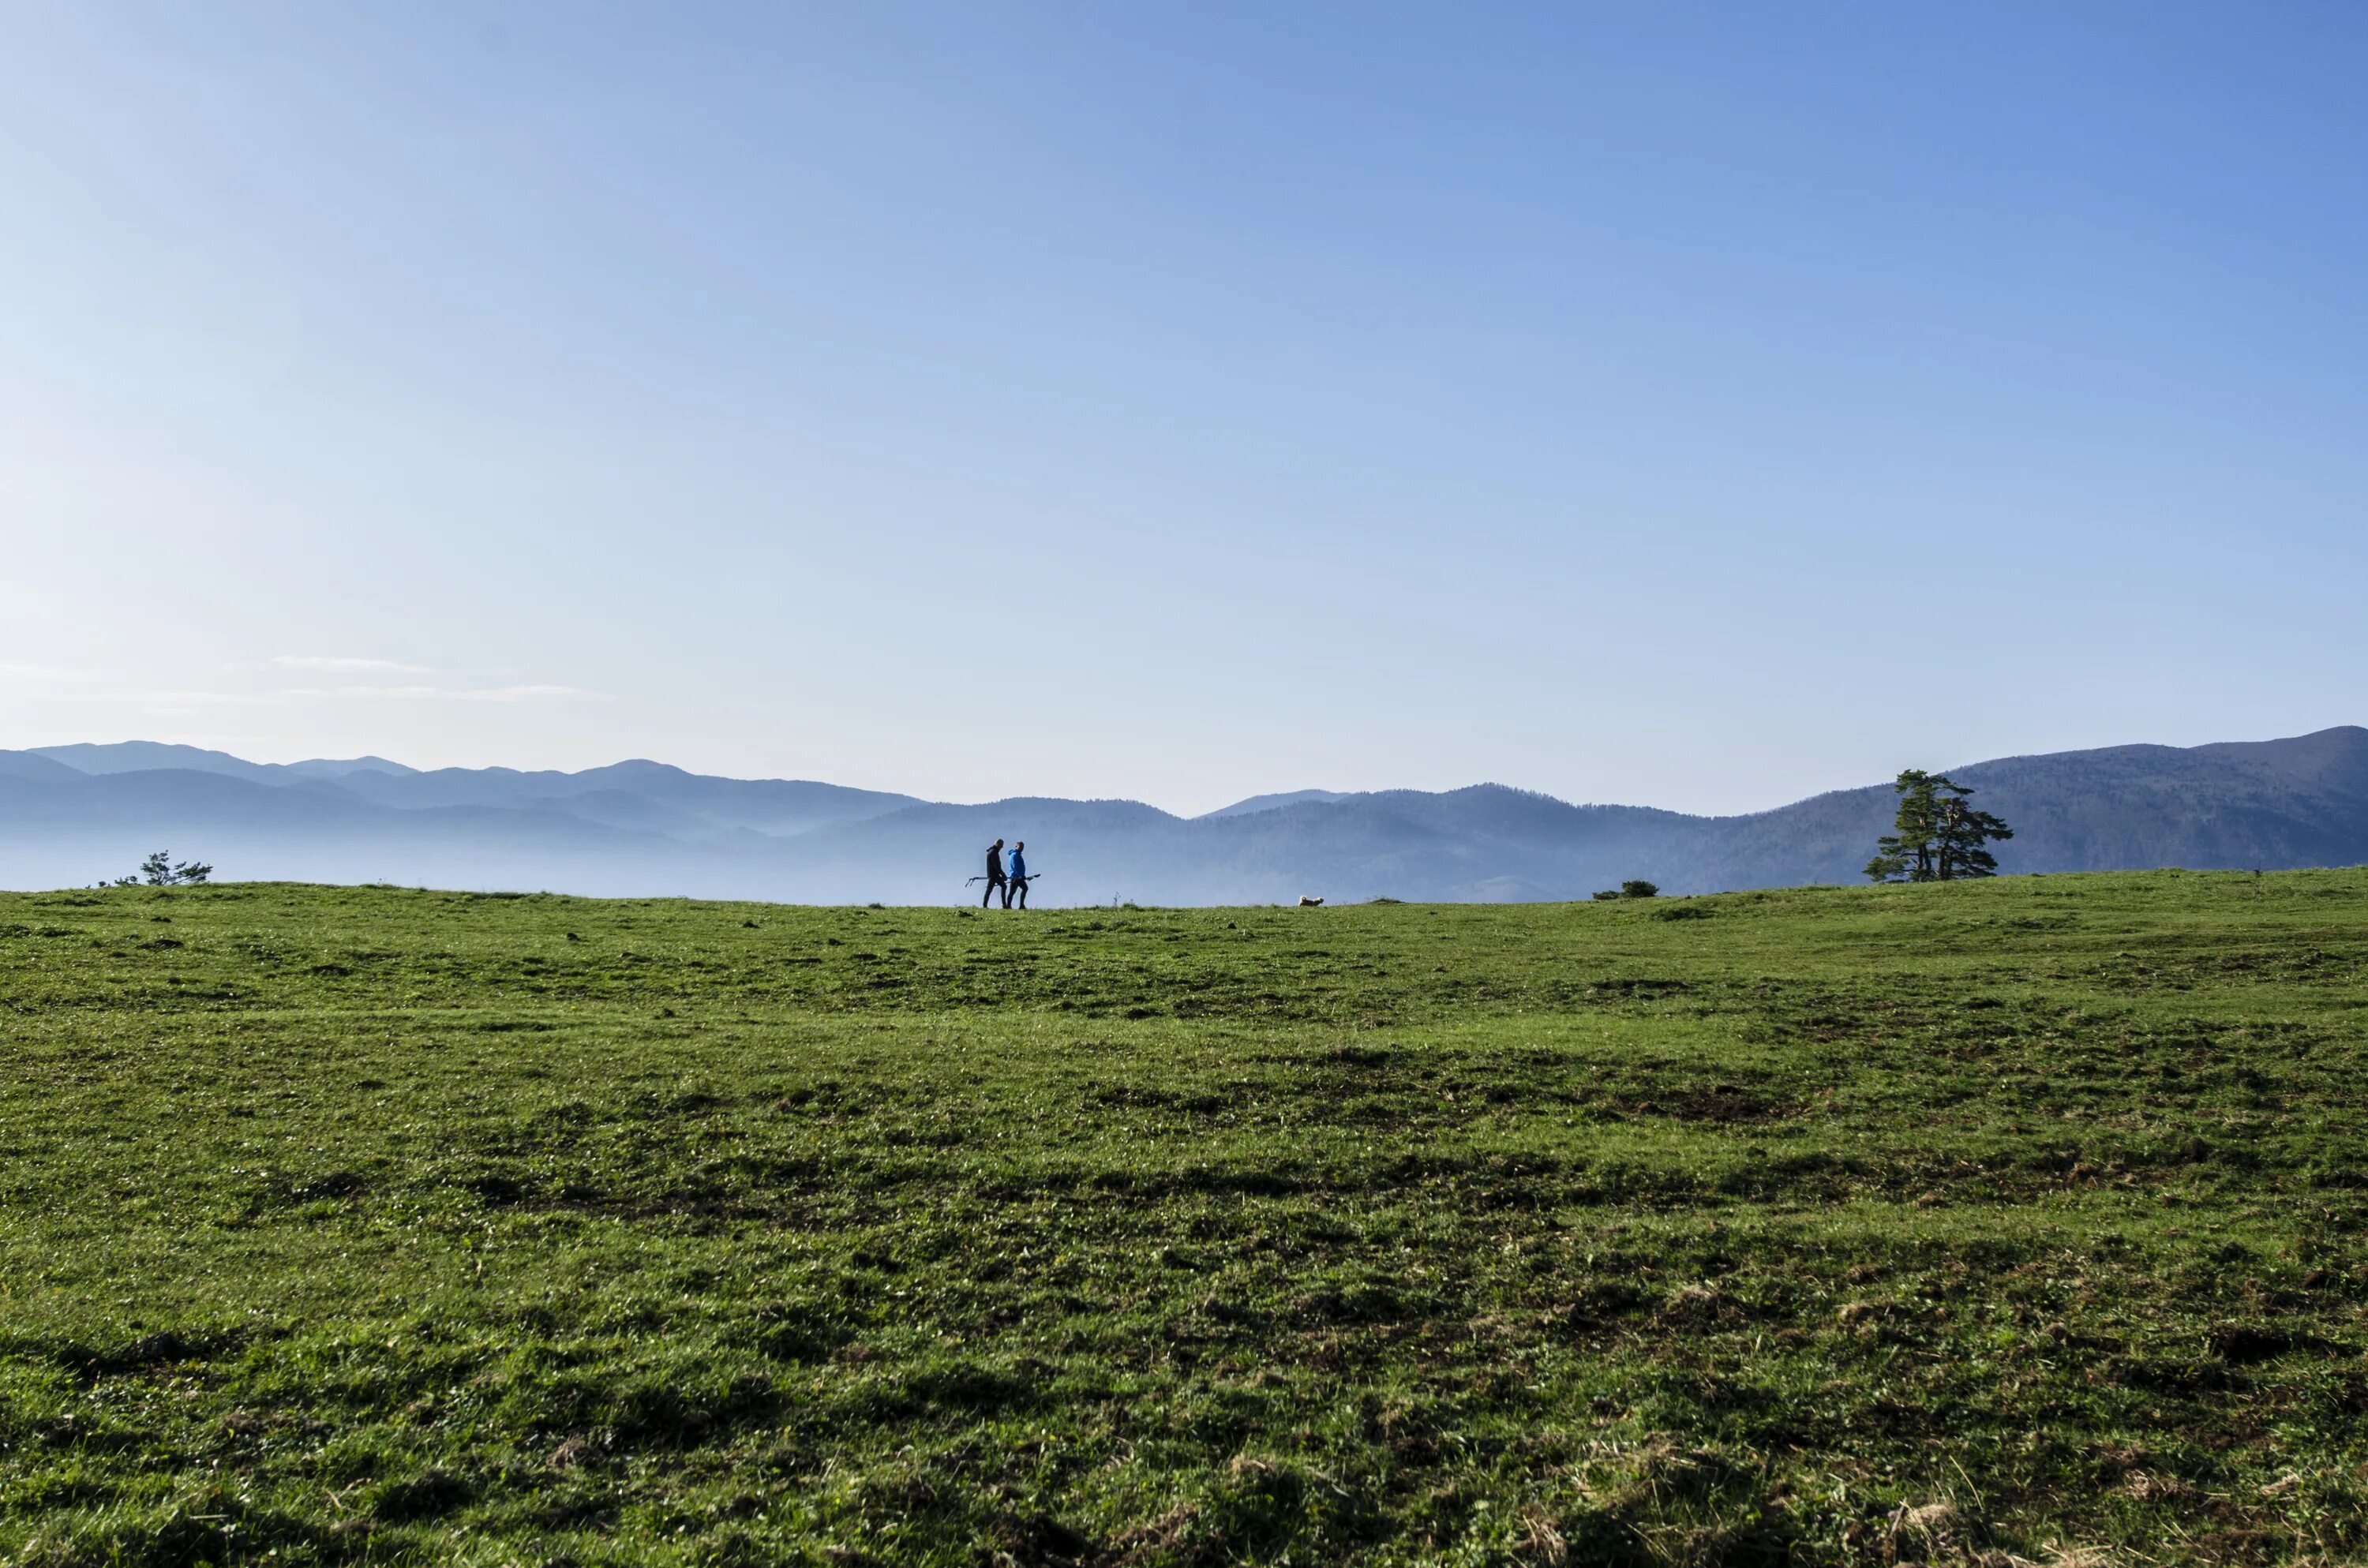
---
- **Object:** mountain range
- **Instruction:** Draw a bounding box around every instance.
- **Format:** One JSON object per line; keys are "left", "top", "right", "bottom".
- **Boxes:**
{"left": 2, "top": 728, "right": 2365, "bottom": 904}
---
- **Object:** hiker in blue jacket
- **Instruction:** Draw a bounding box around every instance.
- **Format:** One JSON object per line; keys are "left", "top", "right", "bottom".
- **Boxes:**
{"left": 1005, "top": 841, "right": 1029, "bottom": 909}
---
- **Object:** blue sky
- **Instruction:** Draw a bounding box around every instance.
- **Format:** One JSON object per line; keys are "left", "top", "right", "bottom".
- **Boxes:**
{"left": 2, "top": 4, "right": 2362, "bottom": 814}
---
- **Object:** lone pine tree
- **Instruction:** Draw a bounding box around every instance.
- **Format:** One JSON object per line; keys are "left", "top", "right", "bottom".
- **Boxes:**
{"left": 1866, "top": 770, "right": 2014, "bottom": 882}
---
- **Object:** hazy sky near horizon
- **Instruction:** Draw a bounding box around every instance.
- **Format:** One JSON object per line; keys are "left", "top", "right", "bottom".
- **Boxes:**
{"left": 4, "top": 5, "right": 2363, "bottom": 815}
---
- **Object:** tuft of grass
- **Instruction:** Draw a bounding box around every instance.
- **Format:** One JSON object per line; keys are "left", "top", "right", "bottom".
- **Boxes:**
{"left": 1, "top": 869, "right": 2364, "bottom": 1564}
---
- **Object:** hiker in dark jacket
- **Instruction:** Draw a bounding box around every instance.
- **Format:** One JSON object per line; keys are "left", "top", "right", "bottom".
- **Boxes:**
{"left": 982, "top": 839, "right": 1006, "bottom": 908}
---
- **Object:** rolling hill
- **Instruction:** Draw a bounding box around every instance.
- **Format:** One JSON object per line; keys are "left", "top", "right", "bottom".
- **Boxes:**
{"left": 1, "top": 728, "right": 2362, "bottom": 903}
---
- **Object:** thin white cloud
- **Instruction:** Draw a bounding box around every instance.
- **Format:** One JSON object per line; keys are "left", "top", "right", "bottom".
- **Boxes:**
{"left": 0, "top": 662, "right": 95, "bottom": 684}
{"left": 369, "top": 683, "right": 606, "bottom": 703}
{"left": 118, "top": 684, "right": 604, "bottom": 709}
{"left": 130, "top": 690, "right": 295, "bottom": 707}
{"left": 271, "top": 655, "right": 433, "bottom": 675}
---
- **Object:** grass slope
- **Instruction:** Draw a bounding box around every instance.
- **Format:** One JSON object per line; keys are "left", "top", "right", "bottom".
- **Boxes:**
{"left": 1, "top": 873, "right": 2363, "bottom": 1566}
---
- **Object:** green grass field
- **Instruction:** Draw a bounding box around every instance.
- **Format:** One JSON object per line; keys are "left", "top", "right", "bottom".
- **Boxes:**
{"left": 2, "top": 872, "right": 2364, "bottom": 1566}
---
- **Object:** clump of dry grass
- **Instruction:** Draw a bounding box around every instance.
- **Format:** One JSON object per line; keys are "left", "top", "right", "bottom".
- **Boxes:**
{"left": 1886, "top": 1499, "right": 1965, "bottom": 1562}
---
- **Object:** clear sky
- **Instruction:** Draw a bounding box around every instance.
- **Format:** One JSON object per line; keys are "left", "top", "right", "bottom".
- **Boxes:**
{"left": 3, "top": 4, "right": 2362, "bottom": 815}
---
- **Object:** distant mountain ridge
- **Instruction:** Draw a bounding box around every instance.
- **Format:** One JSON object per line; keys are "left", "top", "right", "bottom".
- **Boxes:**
{"left": 25, "top": 741, "right": 419, "bottom": 782}
{"left": 2, "top": 729, "right": 2363, "bottom": 904}
{"left": 1199, "top": 789, "right": 1350, "bottom": 819}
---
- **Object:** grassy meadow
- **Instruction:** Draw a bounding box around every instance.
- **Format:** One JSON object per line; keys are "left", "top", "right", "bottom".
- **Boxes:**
{"left": 1, "top": 871, "right": 2364, "bottom": 1566}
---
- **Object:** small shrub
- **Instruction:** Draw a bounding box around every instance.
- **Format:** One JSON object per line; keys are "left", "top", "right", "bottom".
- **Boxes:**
{"left": 1621, "top": 880, "right": 1659, "bottom": 900}
{"left": 129, "top": 851, "right": 212, "bottom": 886}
